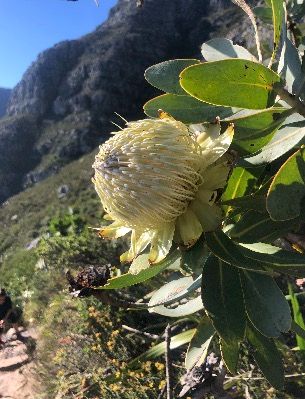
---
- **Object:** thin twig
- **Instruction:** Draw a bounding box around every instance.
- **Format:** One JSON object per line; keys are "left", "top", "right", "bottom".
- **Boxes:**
{"left": 274, "top": 83, "right": 305, "bottom": 118}
{"left": 231, "top": 0, "right": 262, "bottom": 62}
{"left": 121, "top": 325, "right": 159, "bottom": 339}
{"left": 165, "top": 324, "right": 173, "bottom": 399}
{"left": 226, "top": 372, "right": 305, "bottom": 381}
{"left": 157, "top": 384, "right": 166, "bottom": 399}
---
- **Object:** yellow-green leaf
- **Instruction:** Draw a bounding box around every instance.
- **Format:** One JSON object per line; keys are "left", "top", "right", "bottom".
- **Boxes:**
{"left": 180, "top": 59, "right": 281, "bottom": 109}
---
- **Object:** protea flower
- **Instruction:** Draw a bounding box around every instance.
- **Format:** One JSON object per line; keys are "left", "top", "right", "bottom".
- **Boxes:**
{"left": 93, "top": 117, "right": 233, "bottom": 264}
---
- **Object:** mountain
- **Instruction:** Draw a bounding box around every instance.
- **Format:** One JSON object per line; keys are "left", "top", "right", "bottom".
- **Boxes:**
{"left": 0, "top": 0, "right": 259, "bottom": 204}
{"left": 0, "top": 88, "right": 11, "bottom": 117}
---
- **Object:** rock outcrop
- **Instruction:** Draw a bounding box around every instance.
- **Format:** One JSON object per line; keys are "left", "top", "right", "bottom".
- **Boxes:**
{"left": 0, "top": 0, "right": 259, "bottom": 203}
{"left": 0, "top": 88, "right": 11, "bottom": 118}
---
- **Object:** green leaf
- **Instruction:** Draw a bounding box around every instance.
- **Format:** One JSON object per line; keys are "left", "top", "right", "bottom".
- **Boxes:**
{"left": 99, "top": 250, "right": 180, "bottom": 289}
{"left": 148, "top": 275, "right": 202, "bottom": 308}
{"left": 229, "top": 210, "right": 301, "bottom": 243}
{"left": 128, "top": 329, "right": 195, "bottom": 367}
{"left": 247, "top": 324, "right": 284, "bottom": 390}
{"left": 221, "top": 338, "right": 240, "bottom": 374}
{"left": 221, "top": 166, "right": 260, "bottom": 216}
{"left": 240, "top": 269, "right": 291, "bottom": 337}
{"left": 143, "top": 94, "right": 235, "bottom": 124}
{"left": 180, "top": 236, "right": 208, "bottom": 275}
{"left": 254, "top": 6, "right": 273, "bottom": 23}
{"left": 150, "top": 296, "right": 203, "bottom": 317}
{"left": 145, "top": 59, "right": 200, "bottom": 95}
{"left": 185, "top": 317, "right": 215, "bottom": 370}
{"left": 148, "top": 276, "right": 203, "bottom": 317}
{"left": 201, "top": 38, "right": 256, "bottom": 62}
{"left": 221, "top": 195, "right": 266, "bottom": 212}
{"left": 291, "top": 320, "right": 305, "bottom": 342}
{"left": 237, "top": 242, "right": 305, "bottom": 276}
{"left": 180, "top": 59, "right": 281, "bottom": 109}
{"left": 201, "top": 255, "right": 246, "bottom": 343}
{"left": 241, "top": 113, "right": 305, "bottom": 166}
{"left": 226, "top": 107, "right": 288, "bottom": 155}
{"left": 205, "top": 230, "right": 266, "bottom": 273}
{"left": 278, "top": 36, "right": 303, "bottom": 95}
{"left": 270, "top": 0, "right": 285, "bottom": 61}
{"left": 288, "top": 283, "right": 305, "bottom": 350}
{"left": 267, "top": 147, "right": 305, "bottom": 221}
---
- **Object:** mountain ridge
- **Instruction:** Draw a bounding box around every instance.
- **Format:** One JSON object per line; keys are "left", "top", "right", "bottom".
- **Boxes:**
{"left": 0, "top": 0, "right": 259, "bottom": 203}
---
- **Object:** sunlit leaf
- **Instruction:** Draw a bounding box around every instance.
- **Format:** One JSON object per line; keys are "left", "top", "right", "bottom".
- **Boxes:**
{"left": 278, "top": 36, "right": 303, "bottom": 95}
{"left": 267, "top": 147, "right": 305, "bottom": 220}
{"left": 221, "top": 166, "right": 260, "bottom": 216}
{"left": 270, "top": 0, "right": 285, "bottom": 61}
{"left": 291, "top": 320, "right": 305, "bottom": 342}
{"left": 240, "top": 113, "right": 305, "bottom": 166}
{"left": 288, "top": 283, "right": 305, "bottom": 350}
{"left": 128, "top": 329, "right": 196, "bottom": 367}
{"left": 201, "top": 38, "right": 256, "bottom": 62}
{"left": 99, "top": 250, "right": 180, "bottom": 289}
{"left": 148, "top": 276, "right": 203, "bottom": 317}
{"left": 226, "top": 107, "right": 288, "bottom": 155}
{"left": 150, "top": 296, "right": 203, "bottom": 317}
{"left": 180, "top": 59, "right": 281, "bottom": 109}
{"left": 185, "top": 317, "right": 215, "bottom": 370}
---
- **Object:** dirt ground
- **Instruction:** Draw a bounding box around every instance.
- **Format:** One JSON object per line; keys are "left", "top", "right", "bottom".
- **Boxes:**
{"left": 0, "top": 328, "right": 38, "bottom": 399}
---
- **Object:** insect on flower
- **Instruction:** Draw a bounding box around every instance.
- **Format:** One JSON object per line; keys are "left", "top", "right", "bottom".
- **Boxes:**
{"left": 93, "top": 116, "right": 234, "bottom": 264}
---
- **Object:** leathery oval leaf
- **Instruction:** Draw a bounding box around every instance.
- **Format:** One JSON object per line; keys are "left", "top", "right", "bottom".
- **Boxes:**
{"left": 144, "top": 94, "right": 236, "bottom": 124}
{"left": 201, "top": 38, "right": 256, "bottom": 62}
{"left": 247, "top": 324, "right": 284, "bottom": 390}
{"left": 201, "top": 255, "right": 246, "bottom": 343}
{"left": 240, "top": 269, "right": 291, "bottom": 337}
{"left": 99, "top": 250, "right": 180, "bottom": 289}
{"left": 185, "top": 317, "right": 215, "bottom": 370}
{"left": 267, "top": 147, "right": 305, "bottom": 221}
{"left": 145, "top": 59, "right": 200, "bottom": 95}
{"left": 180, "top": 59, "right": 281, "bottom": 109}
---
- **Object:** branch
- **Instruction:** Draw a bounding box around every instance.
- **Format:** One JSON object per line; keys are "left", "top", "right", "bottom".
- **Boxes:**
{"left": 157, "top": 385, "right": 166, "bottom": 399}
{"left": 231, "top": 0, "right": 262, "bottom": 62}
{"left": 121, "top": 324, "right": 159, "bottom": 340}
{"left": 274, "top": 83, "right": 305, "bottom": 118}
{"left": 165, "top": 324, "right": 173, "bottom": 399}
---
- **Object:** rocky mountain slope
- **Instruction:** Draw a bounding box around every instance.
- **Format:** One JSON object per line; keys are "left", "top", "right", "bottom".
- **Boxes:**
{"left": 0, "top": 0, "right": 259, "bottom": 203}
{"left": 0, "top": 88, "right": 11, "bottom": 117}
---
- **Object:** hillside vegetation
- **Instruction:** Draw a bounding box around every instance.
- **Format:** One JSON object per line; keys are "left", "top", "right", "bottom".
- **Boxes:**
{"left": 0, "top": 150, "right": 178, "bottom": 399}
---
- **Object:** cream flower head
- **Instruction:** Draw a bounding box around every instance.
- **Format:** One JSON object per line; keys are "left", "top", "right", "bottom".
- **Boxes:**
{"left": 93, "top": 117, "right": 233, "bottom": 264}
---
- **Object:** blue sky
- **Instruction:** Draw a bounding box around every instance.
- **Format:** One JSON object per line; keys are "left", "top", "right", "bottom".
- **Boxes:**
{"left": 0, "top": 0, "right": 117, "bottom": 88}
